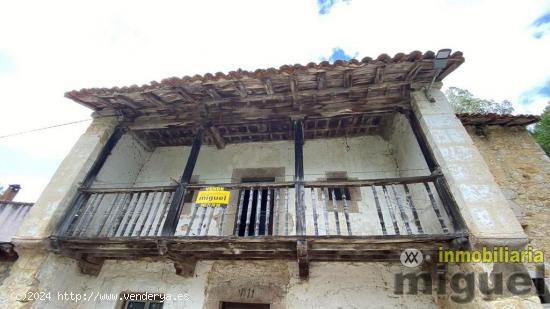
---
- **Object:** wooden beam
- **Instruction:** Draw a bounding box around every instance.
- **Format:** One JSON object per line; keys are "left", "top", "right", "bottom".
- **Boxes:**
{"left": 343, "top": 70, "right": 353, "bottom": 88}
{"left": 263, "top": 78, "right": 274, "bottom": 95}
{"left": 290, "top": 76, "right": 298, "bottom": 108}
{"left": 375, "top": 66, "right": 385, "bottom": 84}
{"left": 205, "top": 86, "right": 223, "bottom": 100}
{"left": 127, "top": 119, "right": 196, "bottom": 131}
{"left": 206, "top": 125, "right": 226, "bottom": 149}
{"left": 128, "top": 130, "right": 155, "bottom": 152}
{"left": 141, "top": 91, "right": 167, "bottom": 107}
{"left": 173, "top": 87, "right": 197, "bottom": 103}
{"left": 303, "top": 174, "right": 440, "bottom": 188}
{"left": 433, "top": 177, "right": 468, "bottom": 235}
{"left": 317, "top": 72, "right": 326, "bottom": 90}
{"left": 436, "top": 59, "right": 464, "bottom": 82}
{"left": 404, "top": 110, "right": 439, "bottom": 173}
{"left": 53, "top": 234, "right": 465, "bottom": 267}
{"left": 136, "top": 83, "right": 409, "bottom": 111}
{"left": 161, "top": 128, "right": 204, "bottom": 236}
{"left": 405, "top": 63, "right": 423, "bottom": 81}
{"left": 235, "top": 81, "right": 248, "bottom": 98}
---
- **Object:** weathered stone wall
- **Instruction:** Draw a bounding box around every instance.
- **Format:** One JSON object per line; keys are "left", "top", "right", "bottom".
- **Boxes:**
{"left": 466, "top": 125, "right": 550, "bottom": 273}
{"left": 0, "top": 262, "right": 14, "bottom": 287}
{"left": 8, "top": 255, "right": 439, "bottom": 309}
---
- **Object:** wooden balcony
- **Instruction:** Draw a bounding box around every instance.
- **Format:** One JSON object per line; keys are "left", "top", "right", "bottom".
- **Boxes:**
{"left": 50, "top": 109, "right": 470, "bottom": 278}
{"left": 51, "top": 173, "right": 467, "bottom": 278}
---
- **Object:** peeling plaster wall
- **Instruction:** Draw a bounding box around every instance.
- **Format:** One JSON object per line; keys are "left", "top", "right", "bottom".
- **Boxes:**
{"left": 390, "top": 113, "right": 430, "bottom": 177}
{"left": 26, "top": 256, "right": 439, "bottom": 309}
{"left": 0, "top": 261, "right": 13, "bottom": 287}
{"left": 129, "top": 136, "right": 398, "bottom": 186}
{"left": 92, "top": 133, "right": 153, "bottom": 188}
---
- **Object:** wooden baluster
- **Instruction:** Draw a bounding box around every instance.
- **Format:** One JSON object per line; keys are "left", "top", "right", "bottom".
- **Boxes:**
{"left": 382, "top": 185, "right": 400, "bottom": 235}
{"left": 310, "top": 188, "right": 319, "bottom": 236}
{"left": 71, "top": 193, "right": 98, "bottom": 236}
{"left": 218, "top": 205, "right": 227, "bottom": 236}
{"left": 331, "top": 189, "right": 341, "bottom": 236}
{"left": 391, "top": 185, "right": 412, "bottom": 235}
{"left": 142, "top": 192, "right": 163, "bottom": 236}
{"left": 78, "top": 193, "right": 105, "bottom": 237}
{"left": 424, "top": 182, "right": 448, "bottom": 233}
{"left": 185, "top": 203, "right": 200, "bottom": 236}
{"left": 265, "top": 189, "right": 271, "bottom": 235}
{"left": 254, "top": 189, "right": 262, "bottom": 236}
{"left": 116, "top": 193, "right": 140, "bottom": 237}
{"left": 196, "top": 205, "right": 208, "bottom": 235}
{"left": 342, "top": 190, "right": 352, "bottom": 236}
{"left": 321, "top": 189, "right": 329, "bottom": 235}
{"left": 136, "top": 192, "right": 159, "bottom": 236}
{"left": 104, "top": 192, "right": 131, "bottom": 237}
{"left": 152, "top": 192, "right": 172, "bottom": 236}
{"left": 127, "top": 192, "right": 149, "bottom": 236}
{"left": 96, "top": 193, "right": 120, "bottom": 237}
{"left": 284, "top": 189, "right": 289, "bottom": 236}
{"left": 371, "top": 186, "right": 387, "bottom": 235}
{"left": 245, "top": 188, "right": 254, "bottom": 236}
{"left": 66, "top": 193, "right": 91, "bottom": 236}
{"left": 234, "top": 190, "right": 246, "bottom": 235}
{"left": 203, "top": 206, "right": 214, "bottom": 236}
{"left": 403, "top": 184, "right": 424, "bottom": 234}
{"left": 273, "top": 189, "right": 280, "bottom": 236}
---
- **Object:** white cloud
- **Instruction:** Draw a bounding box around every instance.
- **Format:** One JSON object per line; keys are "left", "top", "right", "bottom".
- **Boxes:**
{"left": 0, "top": 0, "right": 549, "bottom": 201}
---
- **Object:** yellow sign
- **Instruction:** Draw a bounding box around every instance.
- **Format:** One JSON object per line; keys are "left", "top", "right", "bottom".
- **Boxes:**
{"left": 195, "top": 187, "right": 230, "bottom": 207}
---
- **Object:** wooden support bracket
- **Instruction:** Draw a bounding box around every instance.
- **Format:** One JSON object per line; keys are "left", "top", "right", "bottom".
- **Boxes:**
{"left": 77, "top": 256, "right": 105, "bottom": 276}
{"left": 297, "top": 239, "right": 309, "bottom": 280}
{"left": 206, "top": 125, "right": 226, "bottom": 149}
{"left": 173, "top": 258, "right": 197, "bottom": 277}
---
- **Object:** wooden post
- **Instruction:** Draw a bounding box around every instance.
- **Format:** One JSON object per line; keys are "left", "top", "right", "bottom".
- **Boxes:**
{"left": 293, "top": 120, "right": 305, "bottom": 236}
{"left": 404, "top": 110, "right": 438, "bottom": 173}
{"left": 294, "top": 120, "right": 309, "bottom": 280}
{"left": 404, "top": 110, "right": 467, "bottom": 234}
{"left": 161, "top": 128, "right": 204, "bottom": 236}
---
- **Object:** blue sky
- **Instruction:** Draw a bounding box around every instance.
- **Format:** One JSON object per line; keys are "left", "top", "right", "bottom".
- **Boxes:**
{"left": 0, "top": 0, "right": 549, "bottom": 201}
{"left": 532, "top": 11, "right": 550, "bottom": 38}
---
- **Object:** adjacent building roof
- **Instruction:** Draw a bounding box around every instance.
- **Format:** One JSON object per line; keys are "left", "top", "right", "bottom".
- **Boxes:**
{"left": 0, "top": 201, "right": 33, "bottom": 243}
{"left": 456, "top": 113, "right": 540, "bottom": 127}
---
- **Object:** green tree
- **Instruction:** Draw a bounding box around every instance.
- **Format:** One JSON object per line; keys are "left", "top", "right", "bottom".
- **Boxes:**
{"left": 445, "top": 87, "right": 514, "bottom": 114}
{"left": 533, "top": 102, "right": 550, "bottom": 155}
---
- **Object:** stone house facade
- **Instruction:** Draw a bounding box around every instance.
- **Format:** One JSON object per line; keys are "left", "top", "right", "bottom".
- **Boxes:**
{"left": 0, "top": 50, "right": 546, "bottom": 308}
{"left": 459, "top": 115, "right": 549, "bottom": 276}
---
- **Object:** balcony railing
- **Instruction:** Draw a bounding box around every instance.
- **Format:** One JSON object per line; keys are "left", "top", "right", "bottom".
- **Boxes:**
{"left": 52, "top": 174, "right": 466, "bottom": 277}
{"left": 57, "top": 174, "right": 461, "bottom": 239}
{"left": 64, "top": 186, "right": 175, "bottom": 238}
